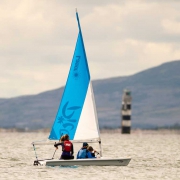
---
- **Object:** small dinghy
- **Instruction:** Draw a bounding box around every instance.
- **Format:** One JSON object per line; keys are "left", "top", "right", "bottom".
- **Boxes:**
{"left": 32, "top": 10, "right": 131, "bottom": 167}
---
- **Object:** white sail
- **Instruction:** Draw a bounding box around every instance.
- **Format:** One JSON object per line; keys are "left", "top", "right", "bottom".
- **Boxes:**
{"left": 74, "top": 82, "right": 100, "bottom": 140}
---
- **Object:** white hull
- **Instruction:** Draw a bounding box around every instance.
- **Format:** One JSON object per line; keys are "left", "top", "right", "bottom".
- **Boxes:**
{"left": 36, "top": 157, "right": 131, "bottom": 166}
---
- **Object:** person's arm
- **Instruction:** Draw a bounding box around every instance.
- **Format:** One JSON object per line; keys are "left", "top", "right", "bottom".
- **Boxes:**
{"left": 87, "top": 151, "right": 96, "bottom": 158}
{"left": 54, "top": 142, "right": 63, "bottom": 148}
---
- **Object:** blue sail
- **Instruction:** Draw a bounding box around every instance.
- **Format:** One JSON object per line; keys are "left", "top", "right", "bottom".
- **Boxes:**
{"left": 48, "top": 12, "right": 90, "bottom": 140}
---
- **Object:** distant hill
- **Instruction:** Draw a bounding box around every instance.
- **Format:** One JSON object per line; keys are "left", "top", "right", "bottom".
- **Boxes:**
{"left": 0, "top": 60, "right": 180, "bottom": 129}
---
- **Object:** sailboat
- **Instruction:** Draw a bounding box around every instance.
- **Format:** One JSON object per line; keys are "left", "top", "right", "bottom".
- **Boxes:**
{"left": 32, "top": 11, "right": 131, "bottom": 166}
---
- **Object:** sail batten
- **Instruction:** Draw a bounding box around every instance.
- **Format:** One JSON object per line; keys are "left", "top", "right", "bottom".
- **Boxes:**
{"left": 48, "top": 12, "right": 100, "bottom": 141}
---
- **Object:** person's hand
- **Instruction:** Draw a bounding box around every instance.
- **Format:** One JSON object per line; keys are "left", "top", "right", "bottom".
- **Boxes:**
{"left": 94, "top": 150, "right": 100, "bottom": 155}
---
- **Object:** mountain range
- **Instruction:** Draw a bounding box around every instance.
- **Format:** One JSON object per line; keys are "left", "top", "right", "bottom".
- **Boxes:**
{"left": 0, "top": 60, "right": 180, "bottom": 130}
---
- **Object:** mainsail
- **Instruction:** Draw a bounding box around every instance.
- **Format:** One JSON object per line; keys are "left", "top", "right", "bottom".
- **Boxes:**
{"left": 48, "top": 12, "right": 100, "bottom": 141}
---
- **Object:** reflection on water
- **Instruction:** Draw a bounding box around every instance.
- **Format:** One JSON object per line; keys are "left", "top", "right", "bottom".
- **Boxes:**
{"left": 0, "top": 130, "right": 179, "bottom": 180}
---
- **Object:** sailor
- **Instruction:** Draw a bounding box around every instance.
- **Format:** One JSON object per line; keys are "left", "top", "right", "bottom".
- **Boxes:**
{"left": 54, "top": 134, "right": 74, "bottom": 160}
{"left": 87, "top": 146, "right": 97, "bottom": 157}
{"left": 76, "top": 142, "right": 96, "bottom": 159}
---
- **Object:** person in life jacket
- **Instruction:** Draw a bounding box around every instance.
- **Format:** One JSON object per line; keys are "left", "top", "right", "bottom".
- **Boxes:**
{"left": 76, "top": 142, "right": 96, "bottom": 159}
{"left": 87, "top": 146, "right": 98, "bottom": 158}
{"left": 54, "top": 134, "right": 74, "bottom": 160}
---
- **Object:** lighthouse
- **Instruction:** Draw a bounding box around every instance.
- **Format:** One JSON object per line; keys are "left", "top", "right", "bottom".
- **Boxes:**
{"left": 121, "top": 89, "right": 132, "bottom": 134}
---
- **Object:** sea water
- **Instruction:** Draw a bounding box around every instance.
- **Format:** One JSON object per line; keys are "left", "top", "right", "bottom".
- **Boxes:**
{"left": 0, "top": 130, "right": 179, "bottom": 180}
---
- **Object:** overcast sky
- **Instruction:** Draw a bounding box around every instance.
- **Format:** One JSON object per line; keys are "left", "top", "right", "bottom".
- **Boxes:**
{"left": 1, "top": 0, "right": 180, "bottom": 98}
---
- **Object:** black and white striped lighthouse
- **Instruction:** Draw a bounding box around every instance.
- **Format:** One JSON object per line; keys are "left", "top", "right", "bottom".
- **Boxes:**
{"left": 121, "top": 89, "right": 132, "bottom": 134}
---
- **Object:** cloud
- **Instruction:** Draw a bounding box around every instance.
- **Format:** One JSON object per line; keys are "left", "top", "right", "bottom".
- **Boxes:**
{"left": 0, "top": 0, "right": 180, "bottom": 97}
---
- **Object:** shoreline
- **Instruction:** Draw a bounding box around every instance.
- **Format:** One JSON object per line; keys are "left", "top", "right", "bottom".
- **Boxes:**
{"left": 0, "top": 128, "right": 179, "bottom": 134}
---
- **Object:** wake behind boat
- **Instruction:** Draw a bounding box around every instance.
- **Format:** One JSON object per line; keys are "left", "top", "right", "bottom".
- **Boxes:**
{"left": 32, "top": 11, "right": 131, "bottom": 167}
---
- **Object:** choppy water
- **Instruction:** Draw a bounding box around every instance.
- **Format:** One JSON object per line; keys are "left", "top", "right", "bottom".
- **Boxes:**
{"left": 0, "top": 130, "right": 179, "bottom": 180}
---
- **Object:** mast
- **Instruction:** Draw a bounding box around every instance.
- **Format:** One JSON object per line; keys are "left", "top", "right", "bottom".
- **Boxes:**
{"left": 76, "top": 11, "right": 102, "bottom": 156}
